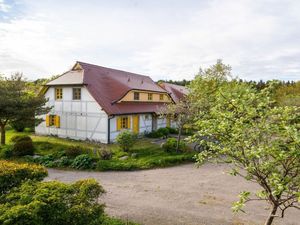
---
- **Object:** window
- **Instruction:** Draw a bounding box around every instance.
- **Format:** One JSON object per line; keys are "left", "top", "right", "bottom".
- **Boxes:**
{"left": 55, "top": 88, "right": 63, "bottom": 100}
{"left": 46, "top": 115, "right": 60, "bottom": 128}
{"left": 145, "top": 115, "right": 149, "bottom": 120}
{"left": 148, "top": 93, "right": 153, "bottom": 101}
{"left": 121, "top": 117, "right": 129, "bottom": 129}
{"left": 159, "top": 94, "right": 164, "bottom": 101}
{"left": 73, "top": 88, "right": 81, "bottom": 100}
{"left": 134, "top": 92, "right": 140, "bottom": 100}
{"left": 50, "top": 115, "right": 55, "bottom": 126}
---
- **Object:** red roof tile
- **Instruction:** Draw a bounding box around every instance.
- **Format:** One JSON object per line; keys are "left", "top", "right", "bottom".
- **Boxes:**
{"left": 159, "top": 82, "right": 188, "bottom": 103}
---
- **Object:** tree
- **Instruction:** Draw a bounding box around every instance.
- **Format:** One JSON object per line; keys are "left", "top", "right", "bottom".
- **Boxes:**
{"left": 190, "top": 76, "right": 300, "bottom": 224}
{"left": 160, "top": 97, "right": 193, "bottom": 152}
{"left": 0, "top": 73, "right": 50, "bottom": 145}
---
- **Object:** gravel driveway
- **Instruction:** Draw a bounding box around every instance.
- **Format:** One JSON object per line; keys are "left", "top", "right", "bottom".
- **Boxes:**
{"left": 46, "top": 163, "right": 299, "bottom": 225}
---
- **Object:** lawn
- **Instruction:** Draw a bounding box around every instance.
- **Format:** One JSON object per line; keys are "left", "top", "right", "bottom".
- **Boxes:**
{"left": 2, "top": 129, "right": 195, "bottom": 171}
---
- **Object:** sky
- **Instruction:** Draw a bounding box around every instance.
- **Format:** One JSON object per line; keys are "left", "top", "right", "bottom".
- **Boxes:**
{"left": 0, "top": 0, "right": 299, "bottom": 81}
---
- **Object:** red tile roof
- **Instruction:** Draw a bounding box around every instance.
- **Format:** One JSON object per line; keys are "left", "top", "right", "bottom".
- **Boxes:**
{"left": 159, "top": 82, "right": 188, "bottom": 103}
{"left": 47, "top": 61, "right": 169, "bottom": 115}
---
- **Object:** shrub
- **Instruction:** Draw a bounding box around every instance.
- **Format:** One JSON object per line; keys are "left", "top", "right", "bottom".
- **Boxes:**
{"left": 11, "top": 136, "right": 34, "bottom": 157}
{"left": 65, "top": 145, "right": 84, "bottom": 158}
{"left": 116, "top": 131, "right": 137, "bottom": 152}
{"left": 0, "top": 160, "right": 47, "bottom": 194}
{"left": 0, "top": 179, "right": 105, "bottom": 225}
{"left": 161, "top": 138, "right": 187, "bottom": 153}
{"left": 9, "top": 120, "right": 26, "bottom": 132}
{"left": 11, "top": 135, "right": 32, "bottom": 143}
{"left": 157, "top": 127, "right": 169, "bottom": 138}
{"left": 0, "top": 146, "right": 13, "bottom": 159}
{"left": 145, "top": 130, "right": 163, "bottom": 138}
{"left": 166, "top": 127, "right": 178, "bottom": 134}
{"left": 99, "top": 148, "right": 112, "bottom": 160}
{"left": 72, "top": 154, "right": 94, "bottom": 169}
{"left": 56, "top": 156, "right": 73, "bottom": 167}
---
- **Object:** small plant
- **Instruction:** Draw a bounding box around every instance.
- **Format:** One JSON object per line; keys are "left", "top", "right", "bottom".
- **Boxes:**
{"left": 157, "top": 127, "right": 169, "bottom": 138}
{"left": 145, "top": 130, "right": 163, "bottom": 138}
{"left": 11, "top": 134, "right": 32, "bottom": 143}
{"left": 99, "top": 147, "right": 112, "bottom": 160}
{"left": 11, "top": 135, "right": 34, "bottom": 156}
{"left": 56, "top": 156, "right": 72, "bottom": 167}
{"left": 116, "top": 131, "right": 137, "bottom": 152}
{"left": 65, "top": 145, "right": 84, "bottom": 158}
{"left": 161, "top": 138, "right": 187, "bottom": 153}
{"left": 71, "top": 154, "right": 94, "bottom": 169}
{"left": 0, "top": 146, "right": 13, "bottom": 158}
{"left": 166, "top": 127, "right": 178, "bottom": 134}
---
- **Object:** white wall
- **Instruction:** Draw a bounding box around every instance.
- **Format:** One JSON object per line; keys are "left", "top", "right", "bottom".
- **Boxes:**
{"left": 35, "top": 86, "right": 109, "bottom": 143}
{"left": 109, "top": 113, "right": 153, "bottom": 142}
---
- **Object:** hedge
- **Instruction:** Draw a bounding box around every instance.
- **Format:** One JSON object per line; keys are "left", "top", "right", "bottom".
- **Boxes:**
{"left": 0, "top": 160, "right": 47, "bottom": 194}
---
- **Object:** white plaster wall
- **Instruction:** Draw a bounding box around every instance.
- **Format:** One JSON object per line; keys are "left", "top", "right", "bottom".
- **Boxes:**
{"left": 157, "top": 117, "right": 167, "bottom": 129}
{"left": 35, "top": 86, "right": 109, "bottom": 143}
{"left": 109, "top": 113, "right": 153, "bottom": 142}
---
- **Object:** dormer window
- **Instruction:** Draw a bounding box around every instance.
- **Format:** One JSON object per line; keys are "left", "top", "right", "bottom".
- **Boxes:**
{"left": 55, "top": 88, "right": 63, "bottom": 100}
{"left": 159, "top": 94, "right": 164, "bottom": 101}
{"left": 134, "top": 92, "right": 140, "bottom": 100}
{"left": 148, "top": 93, "right": 153, "bottom": 101}
{"left": 73, "top": 88, "right": 81, "bottom": 100}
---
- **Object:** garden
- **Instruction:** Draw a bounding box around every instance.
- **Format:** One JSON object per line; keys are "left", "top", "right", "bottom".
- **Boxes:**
{"left": 0, "top": 127, "right": 195, "bottom": 171}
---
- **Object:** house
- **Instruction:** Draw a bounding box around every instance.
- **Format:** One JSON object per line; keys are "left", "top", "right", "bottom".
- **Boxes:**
{"left": 35, "top": 61, "right": 186, "bottom": 144}
{"left": 159, "top": 82, "right": 189, "bottom": 103}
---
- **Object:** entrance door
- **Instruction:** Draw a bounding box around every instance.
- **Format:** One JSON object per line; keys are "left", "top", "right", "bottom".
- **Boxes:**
{"left": 133, "top": 115, "right": 139, "bottom": 134}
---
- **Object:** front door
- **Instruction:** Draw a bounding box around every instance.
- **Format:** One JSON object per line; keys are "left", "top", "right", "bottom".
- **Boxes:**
{"left": 133, "top": 115, "right": 139, "bottom": 134}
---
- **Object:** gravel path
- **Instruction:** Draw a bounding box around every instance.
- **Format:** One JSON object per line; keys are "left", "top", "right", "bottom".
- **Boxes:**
{"left": 46, "top": 163, "right": 299, "bottom": 225}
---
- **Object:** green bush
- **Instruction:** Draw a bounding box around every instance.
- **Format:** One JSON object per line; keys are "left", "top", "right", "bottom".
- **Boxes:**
{"left": 0, "top": 160, "right": 47, "bottom": 194}
{"left": 157, "top": 127, "right": 169, "bottom": 138}
{"left": 0, "top": 146, "right": 13, "bottom": 159}
{"left": 11, "top": 135, "right": 34, "bottom": 157}
{"left": 166, "top": 127, "right": 178, "bottom": 134}
{"left": 99, "top": 148, "right": 112, "bottom": 160}
{"left": 72, "top": 154, "right": 94, "bottom": 169}
{"left": 9, "top": 120, "right": 27, "bottom": 132}
{"left": 56, "top": 156, "right": 73, "bottom": 167}
{"left": 65, "top": 145, "right": 84, "bottom": 158}
{"left": 116, "top": 131, "right": 137, "bottom": 152}
{"left": 145, "top": 130, "right": 163, "bottom": 138}
{"left": 11, "top": 135, "right": 32, "bottom": 143}
{"left": 161, "top": 138, "right": 187, "bottom": 153}
{"left": 0, "top": 179, "right": 105, "bottom": 225}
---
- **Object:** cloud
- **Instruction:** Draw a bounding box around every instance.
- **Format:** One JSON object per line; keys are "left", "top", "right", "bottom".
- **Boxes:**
{"left": 0, "top": 0, "right": 10, "bottom": 12}
{"left": 0, "top": 0, "right": 299, "bottom": 81}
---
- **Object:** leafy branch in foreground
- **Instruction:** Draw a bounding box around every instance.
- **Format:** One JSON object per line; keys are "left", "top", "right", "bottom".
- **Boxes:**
{"left": 189, "top": 61, "right": 300, "bottom": 225}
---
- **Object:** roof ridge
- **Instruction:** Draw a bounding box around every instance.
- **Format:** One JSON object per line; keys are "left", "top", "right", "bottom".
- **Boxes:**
{"left": 77, "top": 61, "right": 151, "bottom": 79}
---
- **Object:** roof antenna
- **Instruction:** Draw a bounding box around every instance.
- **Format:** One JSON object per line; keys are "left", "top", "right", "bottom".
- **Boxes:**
{"left": 128, "top": 77, "right": 130, "bottom": 82}
{"left": 141, "top": 79, "right": 144, "bottom": 84}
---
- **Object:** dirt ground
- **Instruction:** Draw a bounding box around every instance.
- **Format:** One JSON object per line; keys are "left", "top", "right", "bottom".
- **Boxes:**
{"left": 46, "top": 163, "right": 299, "bottom": 225}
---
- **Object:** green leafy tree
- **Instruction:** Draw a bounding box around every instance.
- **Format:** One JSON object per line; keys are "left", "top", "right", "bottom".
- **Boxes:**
{"left": 189, "top": 62, "right": 300, "bottom": 225}
{"left": 0, "top": 73, "right": 50, "bottom": 145}
{"left": 160, "top": 98, "right": 193, "bottom": 152}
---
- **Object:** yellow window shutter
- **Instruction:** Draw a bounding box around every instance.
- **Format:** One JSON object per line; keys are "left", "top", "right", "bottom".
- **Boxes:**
{"left": 45, "top": 115, "right": 50, "bottom": 127}
{"left": 117, "top": 117, "right": 121, "bottom": 131}
{"left": 127, "top": 116, "right": 131, "bottom": 129}
{"left": 55, "top": 115, "right": 60, "bottom": 128}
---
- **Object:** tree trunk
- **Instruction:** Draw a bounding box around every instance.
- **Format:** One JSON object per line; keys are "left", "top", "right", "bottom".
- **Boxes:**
{"left": 0, "top": 124, "right": 5, "bottom": 145}
{"left": 264, "top": 205, "right": 278, "bottom": 225}
{"left": 176, "top": 126, "right": 182, "bottom": 153}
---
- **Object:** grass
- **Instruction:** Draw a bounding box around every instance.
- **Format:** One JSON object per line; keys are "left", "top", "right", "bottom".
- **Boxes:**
{"left": 2, "top": 129, "right": 196, "bottom": 171}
